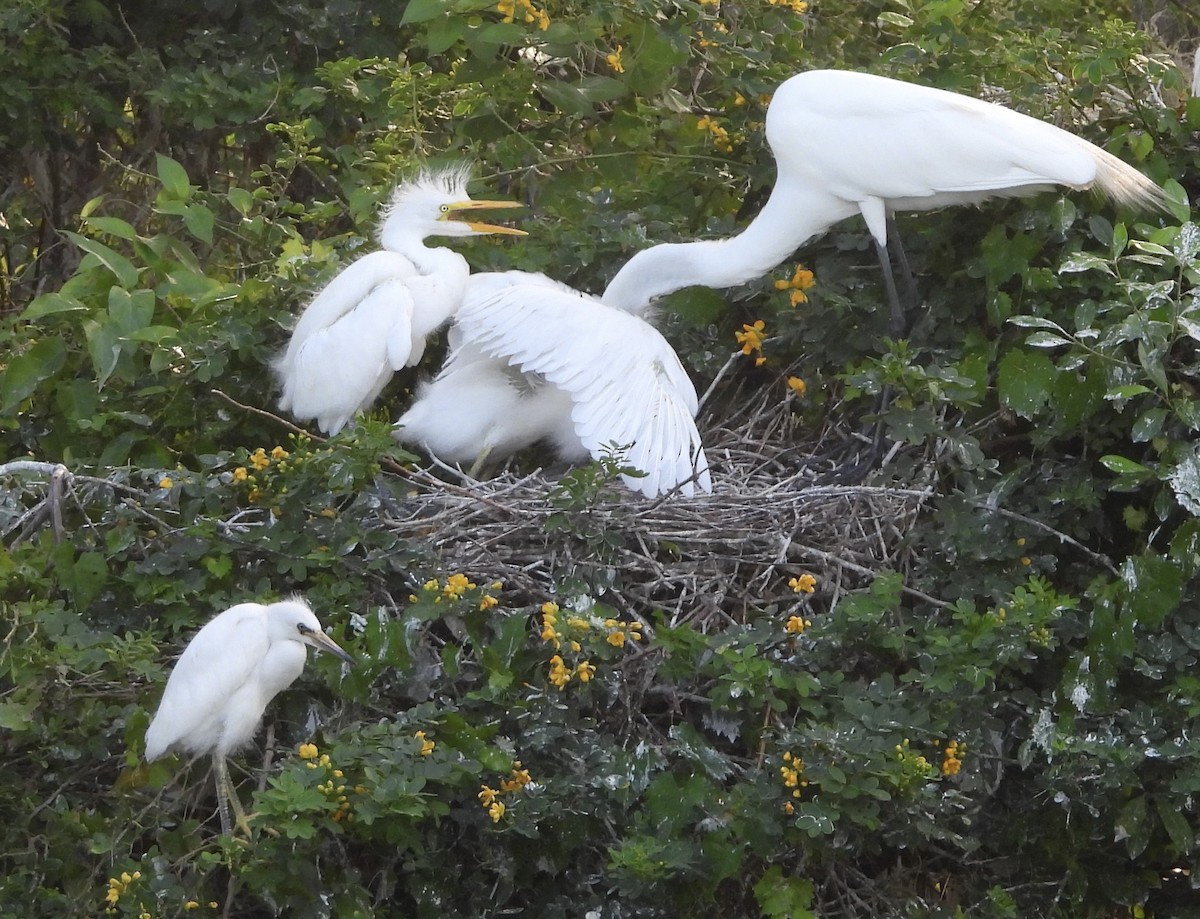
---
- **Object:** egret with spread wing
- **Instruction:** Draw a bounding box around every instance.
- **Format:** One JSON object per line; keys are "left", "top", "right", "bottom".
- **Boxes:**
{"left": 604, "top": 68, "right": 1175, "bottom": 335}
{"left": 144, "top": 598, "right": 353, "bottom": 835}
{"left": 274, "top": 166, "right": 525, "bottom": 434}
{"left": 395, "top": 271, "right": 711, "bottom": 498}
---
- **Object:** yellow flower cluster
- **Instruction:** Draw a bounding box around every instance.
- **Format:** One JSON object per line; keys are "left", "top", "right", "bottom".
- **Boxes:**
{"left": 696, "top": 18, "right": 729, "bottom": 49}
{"left": 158, "top": 476, "right": 174, "bottom": 489}
{"left": 540, "top": 601, "right": 561, "bottom": 646}
{"left": 774, "top": 264, "right": 817, "bottom": 306}
{"left": 497, "top": 0, "right": 549, "bottom": 29}
{"left": 412, "top": 575, "right": 502, "bottom": 610}
{"left": 892, "top": 738, "right": 937, "bottom": 790}
{"left": 767, "top": 0, "right": 808, "bottom": 11}
{"left": 231, "top": 444, "right": 290, "bottom": 507}
{"left": 478, "top": 761, "right": 534, "bottom": 822}
{"left": 603, "top": 617, "right": 643, "bottom": 647}
{"left": 789, "top": 573, "right": 817, "bottom": 594}
{"left": 415, "top": 730, "right": 435, "bottom": 756}
{"left": 785, "top": 615, "right": 812, "bottom": 635}
{"left": 182, "top": 903, "right": 219, "bottom": 911}
{"left": 500, "top": 760, "right": 532, "bottom": 793}
{"left": 941, "top": 739, "right": 965, "bottom": 777}
{"left": 606, "top": 45, "right": 625, "bottom": 74}
{"left": 736, "top": 320, "right": 767, "bottom": 366}
{"left": 780, "top": 751, "right": 809, "bottom": 802}
{"left": 786, "top": 376, "right": 807, "bottom": 397}
{"left": 697, "top": 113, "right": 736, "bottom": 153}
{"left": 299, "top": 743, "right": 364, "bottom": 822}
{"left": 104, "top": 871, "right": 142, "bottom": 910}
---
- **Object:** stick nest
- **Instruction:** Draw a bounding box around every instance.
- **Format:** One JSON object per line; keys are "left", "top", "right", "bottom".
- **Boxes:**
{"left": 379, "top": 383, "right": 941, "bottom": 624}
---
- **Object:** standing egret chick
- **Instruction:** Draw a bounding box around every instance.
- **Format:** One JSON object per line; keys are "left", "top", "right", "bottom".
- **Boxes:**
{"left": 144, "top": 598, "right": 354, "bottom": 835}
{"left": 274, "top": 166, "right": 525, "bottom": 434}
{"left": 604, "top": 69, "right": 1175, "bottom": 335}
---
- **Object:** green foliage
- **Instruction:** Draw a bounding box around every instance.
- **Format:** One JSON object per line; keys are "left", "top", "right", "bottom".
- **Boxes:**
{"left": 2, "top": 0, "right": 1200, "bottom": 917}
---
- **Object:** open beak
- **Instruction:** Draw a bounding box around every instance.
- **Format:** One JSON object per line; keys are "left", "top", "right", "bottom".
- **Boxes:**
{"left": 307, "top": 630, "right": 355, "bottom": 665}
{"left": 445, "top": 199, "right": 528, "bottom": 236}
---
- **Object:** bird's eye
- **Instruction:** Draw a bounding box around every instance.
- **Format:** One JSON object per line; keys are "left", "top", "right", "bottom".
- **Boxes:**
{"left": 296, "top": 623, "right": 311, "bottom": 635}
{"left": 439, "top": 204, "right": 450, "bottom": 213}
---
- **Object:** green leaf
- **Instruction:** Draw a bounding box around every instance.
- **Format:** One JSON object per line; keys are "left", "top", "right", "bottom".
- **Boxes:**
{"left": 537, "top": 76, "right": 627, "bottom": 115}
{"left": 183, "top": 203, "right": 214, "bottom": 244}
{"left": 1, "top": 336, "right": 67, "bottom": 412}
{"left": 1024, "top": 331, "right": 1073, "bottom": 348}
{"left": 1156, "top": 797, "right": 1194, "bottom": 854}
{"left": 83, "top": 216, "right": 139, "bottom": 241}
{"left": 1115, "top": 795, "right": 1150, "bottom": 858}
{"left": 63, "top": 231, "right": 140, "bottom": 289}
{"left": 754, "top": 866, "right": 816, "bottom": 919}
{"left": 1121, "top": 552, "right": 1183, "bottom": 629}
{"left": 155, "top": 153, "right": 191, "bottom": 200}
{"left": 996, "top": 349, "right": 1055, "bottom": 419}
{"left": 1099, "top": 455, "right": 1152, "bottom": 476}
{"left": 0, "top": 701, "right": 35, "bottom": 732}
{"left": 400, "top": 0, "right": 447, "bottom": 23}
{"left": 1057, "top": 252, "right": 1114, "bottom": 275}
{"left": 21, "top": 292, "right": 88, "bottom": 320}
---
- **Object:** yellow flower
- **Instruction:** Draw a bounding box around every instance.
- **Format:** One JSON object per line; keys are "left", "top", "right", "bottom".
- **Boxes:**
{"left": 443, "top": 573, "right": 475, "bottom": 599}
{"left": 249, "top": 448, "right": 270, "bottom": 471}
{"left": 786, "top": 376, "right": 807, "bottom": 397}
{"left": 158, "top": 476, "right": 174, "bottom": 489}
{"left": 735, "top": 320, "right": 766, "bottom": 363}
{"left": 606, "top": 45, "right": 625, "bottom": 74}
{"left": 478, "top": 785, "right": 498, "bottom": 807}
{"left": 577, "top": 660, "right": 596, "bottom": 682}
{"left": 789, "top": 573, "right": 817, "bottom": 594}
{"left": 786, "top": 615, "right": 812, "bottom": 635}
{"left": 488, "top": 800, "right": 506, "bottom": 822}
{"left": 767, "top": 0, "right": 808, "bottom": 10}
{"left": 270, "top": 445, "right": 289, "bottom": 459}
{"left": 298, "top": 742, "right": 318, "bottom": 760}
{"left": 415, "top": 730, "right": 435, "bottom": 756}
{"left": 607, "top": 630, "right": 626, "bottom": 647}
{"left": 548, "top": 655, "right": 572, "bottom": 690}
{"left": 479, "top": 594, "right": 499, "bottom": 611}
{"left": 232, "top": 466, "right": 248, "bottom": 483}
{"left": 942, "top": 740, "right": 966, "bottom": 776}
{"left": 184, "top": 903, "right": 200, "bottom": 912}
{"left": 775, "top": 265, "right": 817, "bottom": 306}
{"left": 541, "top": 601, "right": 559, "bottom": 617}
{"left": 501, "top": 763, "right": 533, "bottom": 792}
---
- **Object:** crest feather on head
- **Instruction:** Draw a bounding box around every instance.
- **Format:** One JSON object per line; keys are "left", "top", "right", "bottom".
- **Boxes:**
{"left": 379, "top": 163, "right": 475, "bottom": 227}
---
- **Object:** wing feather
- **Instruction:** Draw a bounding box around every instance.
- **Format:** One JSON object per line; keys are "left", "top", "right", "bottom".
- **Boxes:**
{"left": 454, "top": 283, "right": 710, "bottom": 497}
{"left": 276, "top": 252, "right": 423, "bottom": 434}
{"left": 144, "top": 604, "right": 270, "bottom": 760}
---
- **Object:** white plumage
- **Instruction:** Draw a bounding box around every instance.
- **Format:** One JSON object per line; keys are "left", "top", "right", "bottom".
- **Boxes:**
{"left": 603, "top": 69, "right": 1173, "bottom": 322}
{"left": 144, "top": 598, "right": 353, "bottom": 834}
{"left": 274, "top": 166, "right": 524, "bottom": 434}
{"left": 394, "top": 271, "right": 711, "bottom": 498}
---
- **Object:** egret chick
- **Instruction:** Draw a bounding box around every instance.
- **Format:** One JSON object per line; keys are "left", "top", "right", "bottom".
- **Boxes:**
{"left": 144, "top": 598, "right": 354, "bottom": 835}
{"left": 274, "top": 166, "right": 525, "bottom": 434}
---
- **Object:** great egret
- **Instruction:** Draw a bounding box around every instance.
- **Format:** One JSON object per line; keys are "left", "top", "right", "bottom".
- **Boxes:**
{"left": 394, "top": 271, "right": 712, "bottom": 498}
{"left": 274, "top": 166, "right": 525, "bottom": 434}
{"left": 603, "top": 68, "right": 1175, "bottom": 334}
{"left": 144, "top": 598, "right": 353, "bottom": 835}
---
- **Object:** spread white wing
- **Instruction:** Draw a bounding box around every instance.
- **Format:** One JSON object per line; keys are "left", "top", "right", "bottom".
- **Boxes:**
{"left": 453, "top": 280, "right": 710, "bottom": 498}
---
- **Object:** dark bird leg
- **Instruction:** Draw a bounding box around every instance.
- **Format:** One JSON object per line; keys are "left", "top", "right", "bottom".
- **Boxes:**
{"left": 874, "top": 217, "right": 920, "bottom": 339}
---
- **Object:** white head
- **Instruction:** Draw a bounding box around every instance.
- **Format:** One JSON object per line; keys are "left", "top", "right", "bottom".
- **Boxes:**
{"left": 268, "top": 598, "right": 354, "bottom": 664}
{"left": 378, "top": 166, "right": 527, "bottom": 249}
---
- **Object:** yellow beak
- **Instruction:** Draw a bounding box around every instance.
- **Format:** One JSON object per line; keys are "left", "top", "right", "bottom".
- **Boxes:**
{"left": 306, "top": 629, "right": 355, "bottom": 665}
{"left": 444, "top": 199, "right": 528, "bottom": 236}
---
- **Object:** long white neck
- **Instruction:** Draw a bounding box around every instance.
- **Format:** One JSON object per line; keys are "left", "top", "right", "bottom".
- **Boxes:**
{"left": 381, "top": 229, "right": 467, "bottom": 278}
{"left": 601, "top": 177, "right": 856, "bottom": 315}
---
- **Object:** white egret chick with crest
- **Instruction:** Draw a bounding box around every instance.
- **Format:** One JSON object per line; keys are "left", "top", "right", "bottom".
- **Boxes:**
{"left": 274, "top": 166, "right": 525, "bottom": 434}
{"left": 144, "top": 598, "right": 354, "bottom": 835}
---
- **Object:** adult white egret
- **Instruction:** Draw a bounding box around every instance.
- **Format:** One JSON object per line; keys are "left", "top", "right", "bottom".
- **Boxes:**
{"left": 274, "top": 166, "right": 525, "bottom": 434}
{"left": 144, "top": 598, "right": 353, "bottom": 835}
{"left": 603, "top": 68, "right": 1175, "bottom": 334}
{"left": 394, "top": 271, "right": 712, "bottom": 498}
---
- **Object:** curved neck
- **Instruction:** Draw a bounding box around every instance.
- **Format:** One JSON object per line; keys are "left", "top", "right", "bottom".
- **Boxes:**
{"left": 601, "top": 178, "right": 856, "bottom": 314}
